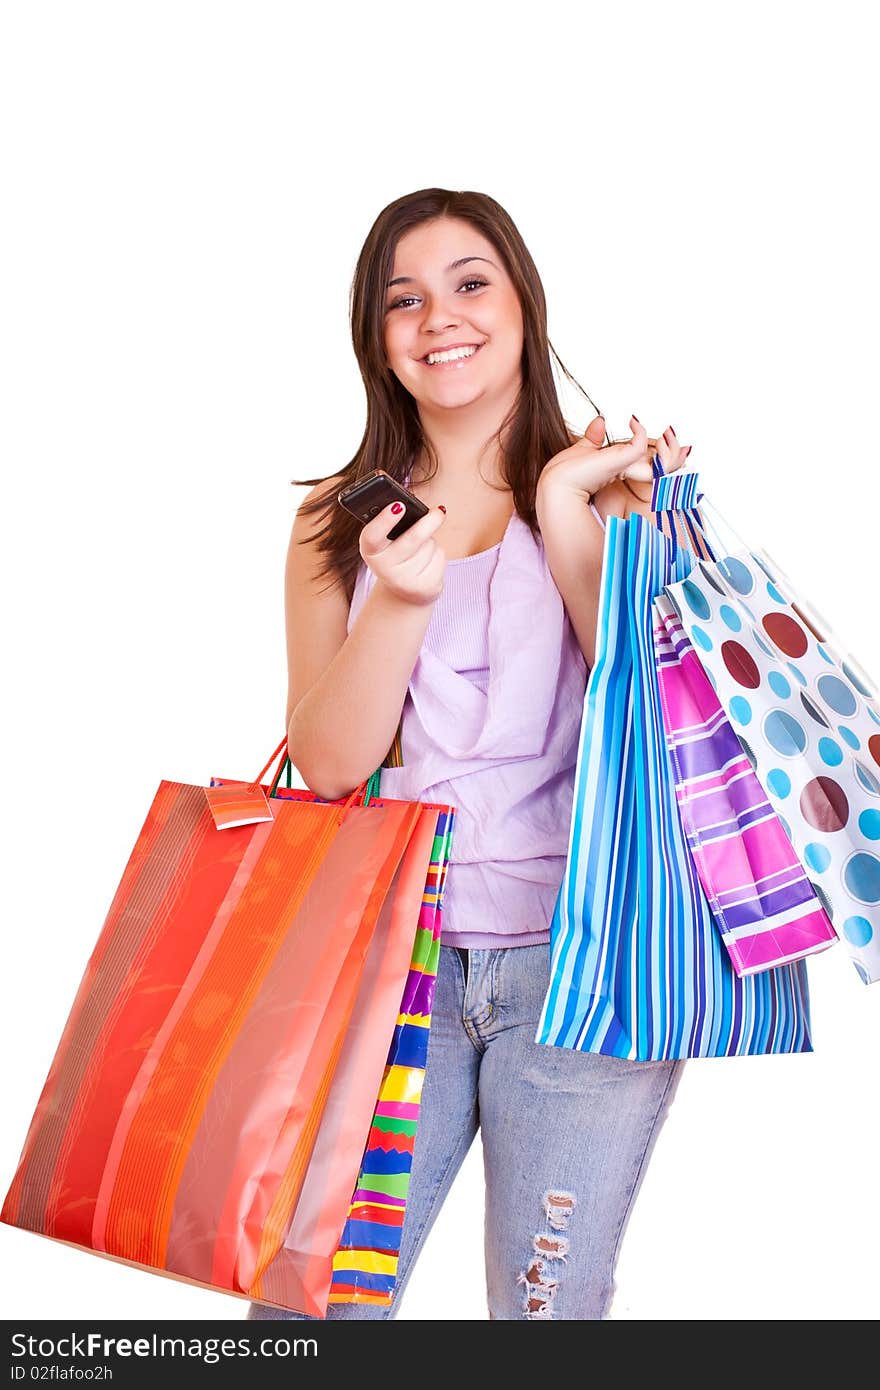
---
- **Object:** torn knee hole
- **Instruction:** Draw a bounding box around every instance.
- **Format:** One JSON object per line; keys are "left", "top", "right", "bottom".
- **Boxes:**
{"left": 532, "top": 1233, "right": 569, "bottom": 1260}
{"left": 518, "top": 1258, "right": 560, "bottom": 1288}
{"left": 543, "top": 1189, "right": 576, "bottom": 1231}
{"left": 525, "top": 1287, "right": 557, "bottom": 1319}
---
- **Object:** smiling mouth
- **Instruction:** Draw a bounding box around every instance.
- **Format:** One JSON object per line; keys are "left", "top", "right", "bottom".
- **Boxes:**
{"left": 420, "top": 343, "right": 485, "bottom": 368}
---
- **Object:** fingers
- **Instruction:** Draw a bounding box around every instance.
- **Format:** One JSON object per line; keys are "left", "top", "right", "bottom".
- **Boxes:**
{"left": 580, "top": 413, "right": 647, "bottom": 463}
{"left": 629, "top": 414, "right": 648, "bottom": 448}
{"left": 360, "top": 500, "right": 446, "bottom": 563}
{"left": 582, "top": 414, "right": 607, "bottom": 445}
{"left": 654, "top": 424, "right": 693, "bottom": 476}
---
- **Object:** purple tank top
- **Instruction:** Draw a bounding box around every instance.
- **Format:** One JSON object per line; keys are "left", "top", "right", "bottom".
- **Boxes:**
{"left": 346, "top": 498, "right": 598, "bottom": 948}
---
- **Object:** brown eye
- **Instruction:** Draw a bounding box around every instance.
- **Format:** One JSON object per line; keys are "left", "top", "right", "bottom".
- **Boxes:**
{"left": 387, "top": 277, "right": 488, "bottom": 310}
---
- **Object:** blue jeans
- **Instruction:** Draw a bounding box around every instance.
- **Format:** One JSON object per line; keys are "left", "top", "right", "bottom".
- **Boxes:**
{"left": 247, "top": 942, "right": 685, "bottom": 1321}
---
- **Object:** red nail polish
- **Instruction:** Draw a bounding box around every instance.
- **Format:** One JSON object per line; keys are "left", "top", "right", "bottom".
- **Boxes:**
{"left": 391, "top": 502, "right": 404, "bottom": 514}
{"left": 438, "top": 504, "right": 447, "bottom": 513}
{"left": 669, "top": 425, "right": 676, "bottom": 436}
{"left": 632, "top": 414, "right": 640, "bottom": 423}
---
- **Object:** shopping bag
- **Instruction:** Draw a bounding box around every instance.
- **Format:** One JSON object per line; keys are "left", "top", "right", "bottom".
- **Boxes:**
{"left": 653, "top": 593, "right": 837, "bottom": 974}
{"left": 255, "top": 777, "right": 451, "bottom": 1312}
{"left": 0, "top": 736, "right": 455, "bottom": 1315}
{"left": 664, "top": 544, "right": 880, "bottom": 985}
{"left": 536, "top": 466, "right": 813, "bottom": 1059}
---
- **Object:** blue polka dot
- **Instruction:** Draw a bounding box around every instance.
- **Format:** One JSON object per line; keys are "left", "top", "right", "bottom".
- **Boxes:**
{"left": 818, "top": 738, "right": 843, "bottom": 767}
{"left": 839, "top": 726, "right": 860, "bottom": 750}
{"left": 768, "top": 671, "right": 791, "bottom": 699}
{"left": 804, "top": 843, "right": 831, "bottom": 873}
{"left": 753, "top": 632, "right": 775, "bottom": 658}
{"left": 817, "top": 644, "right": 834, "bottom": 665}
{"left": 842, "top": 916, "right": 874, "bottom": 947}
{"left": 843, "top": 662, "right": 873, "bottom": 698}
{"left": 766, "top": 581, "right": 786, "bottom": 604}
{"left": 764, "top": 709, "right": 807, "bottom": 756}
{"left": 729, "top": 695, "right": 753, "bottom": 726}
{"left": 753, "top": 554, "right": 776, "bottom": 582}
{"left": 767, "top": 768, "right": 792, "bottom": 799}
{"left": 691, "top": 625, "right": 713, "bottom": 652}
{"left": 718, "top": 557, "right": 755, "bottom": 595}
{"left": 859, "top": 809, "right": 880, "bottom": 841}
{"left": 843, "top": 852, "right": 880, "bottom": 904}
{"left": 704, "top": 665, "right": 718, "bottom": 693}
{"left": 817, "top": 673, "right": 857, "bottom": 716}
{"left": 855, "top": 760, "right": 880, "bottom": 796}
{"left": 868, "top": 704, "right": 880, "bottom": 728}
{"left": 719, "top": 604, "right": 742, "bottom": 632}
{"left": 787, "top": 662, "right": 808, "bottom": 687}
{"left": 682, "top": 580, "right": 711, "bottom": 620}
{"left": 777, "top": 814, "right": 793, "bottom": 842}
{"left": 801, "top": 694, "right": 829, "bottom": 727}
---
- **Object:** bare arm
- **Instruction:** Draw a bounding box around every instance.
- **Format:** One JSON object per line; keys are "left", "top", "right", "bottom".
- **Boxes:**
{"left": 535, "top": 429, "right": 668, "bottom": 670}
{"left": 285, "top": 477, "right": 442, "bottom": 801}
{"left": 535, "top": 476, "right": 630, "bottom": 671}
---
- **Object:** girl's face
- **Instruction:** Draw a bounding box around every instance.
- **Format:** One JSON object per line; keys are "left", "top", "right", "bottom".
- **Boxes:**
{"left": 382, "top": 216, "right": 524, "bottom": 413}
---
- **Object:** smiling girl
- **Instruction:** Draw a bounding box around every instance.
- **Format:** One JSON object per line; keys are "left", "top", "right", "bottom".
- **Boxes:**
{"left": 248, "top": 188, "right": 692, "bottom": 1321}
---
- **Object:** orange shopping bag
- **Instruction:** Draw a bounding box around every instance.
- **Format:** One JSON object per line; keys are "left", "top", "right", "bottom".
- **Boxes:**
{"left": 1, "top": 736, "right": 455, "bottom": 1315}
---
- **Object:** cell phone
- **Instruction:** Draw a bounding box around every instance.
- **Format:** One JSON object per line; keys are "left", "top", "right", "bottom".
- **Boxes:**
{"left": 337, "top": 469, "right": 429, "bottom": 541}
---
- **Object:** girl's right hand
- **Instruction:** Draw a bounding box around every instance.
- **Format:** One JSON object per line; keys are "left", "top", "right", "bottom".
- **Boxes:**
{"left": 360, "top": 502, "right": 448, "bottom": 606}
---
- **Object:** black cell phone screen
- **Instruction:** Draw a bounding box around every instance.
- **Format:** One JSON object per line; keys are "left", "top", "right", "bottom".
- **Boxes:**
{"left": 337, "top": 470, "right": 429, "bottom": 540}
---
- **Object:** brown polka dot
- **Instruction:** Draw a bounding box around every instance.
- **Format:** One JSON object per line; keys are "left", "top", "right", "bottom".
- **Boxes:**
{"left": 762, "top": 611, "right": 809, "bottom": 658}
{"left": 800, "top": 776, "right": 849, "bottom": 832}
{"left": 869, "top": 734, "right": 880, "bottom": 769}
{"left": 721, "top": 640, "right": 761, "bottom": 689}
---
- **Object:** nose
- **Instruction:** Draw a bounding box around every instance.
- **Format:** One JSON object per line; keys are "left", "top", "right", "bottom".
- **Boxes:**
{"left": 420, "top": 294, "right": 461, "bottom": 334}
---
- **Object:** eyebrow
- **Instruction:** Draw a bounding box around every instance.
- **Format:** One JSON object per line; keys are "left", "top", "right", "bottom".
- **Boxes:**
{"left": 386, "top": 256, "right": 497, "bottom": 290}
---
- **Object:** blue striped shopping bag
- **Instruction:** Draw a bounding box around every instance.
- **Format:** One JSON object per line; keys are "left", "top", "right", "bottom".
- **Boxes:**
{"left": 536, "top": 467, "right": 813, "bottom": 1059}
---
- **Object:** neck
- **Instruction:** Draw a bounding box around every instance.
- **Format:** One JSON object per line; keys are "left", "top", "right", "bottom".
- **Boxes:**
{"left": 411, "top": 375, "right": 520, "bottom": 491}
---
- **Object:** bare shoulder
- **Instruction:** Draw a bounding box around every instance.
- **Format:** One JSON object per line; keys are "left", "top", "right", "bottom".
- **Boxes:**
{"left": 592, "top": 475, "right": 658, "bottom": 523}
{"left": 285, "top": 472, "right": 351, "bottom": 727}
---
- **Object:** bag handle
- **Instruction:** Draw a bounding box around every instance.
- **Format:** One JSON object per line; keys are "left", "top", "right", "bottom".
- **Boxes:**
{"left": 647, "top": 452, "right": 717, "bottom": 563}
{"left": 254, "top": 736, "right": 387, "bottom": 812}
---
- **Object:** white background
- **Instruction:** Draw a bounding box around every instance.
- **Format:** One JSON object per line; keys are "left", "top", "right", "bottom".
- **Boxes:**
{"left": 2, "top": 1, "right": 877, "bottom": 1322}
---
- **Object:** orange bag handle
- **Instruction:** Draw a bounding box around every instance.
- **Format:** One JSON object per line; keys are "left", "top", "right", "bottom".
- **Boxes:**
{"left": 255, "top": 736, "right": 374, "bottom": 820}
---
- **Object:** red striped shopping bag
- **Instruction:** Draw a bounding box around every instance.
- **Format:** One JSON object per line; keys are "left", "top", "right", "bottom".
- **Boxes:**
{"left": 1, "top": 736, "right": 454, "bottom": 1316}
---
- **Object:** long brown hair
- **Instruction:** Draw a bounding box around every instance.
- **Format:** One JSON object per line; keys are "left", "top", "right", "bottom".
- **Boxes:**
{"left": 290, "top": 187, "right": 605, "bottom": 603}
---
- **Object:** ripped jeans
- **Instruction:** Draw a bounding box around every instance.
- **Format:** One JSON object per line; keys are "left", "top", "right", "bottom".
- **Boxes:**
{"left": 247, "top": 942, "right": 685, "bottom": 1321}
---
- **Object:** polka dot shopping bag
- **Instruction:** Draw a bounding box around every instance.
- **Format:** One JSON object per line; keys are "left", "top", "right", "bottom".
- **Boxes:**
{"left": 663, "top": 529, "right": 880, "bottom": 985}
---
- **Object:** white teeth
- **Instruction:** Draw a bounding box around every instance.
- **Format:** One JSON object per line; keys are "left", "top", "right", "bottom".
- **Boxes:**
{"left": 425, "top": 344, "right": 479, "bottom": 365}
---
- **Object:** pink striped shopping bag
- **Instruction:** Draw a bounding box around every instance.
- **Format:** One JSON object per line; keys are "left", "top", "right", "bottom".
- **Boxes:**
{"left": 654, "top": 595, "right": 836, "bottom": 974}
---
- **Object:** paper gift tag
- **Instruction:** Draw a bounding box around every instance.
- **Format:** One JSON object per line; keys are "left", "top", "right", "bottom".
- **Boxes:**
{"left": 204, "top": 778, "right": 273, "bottom": 829}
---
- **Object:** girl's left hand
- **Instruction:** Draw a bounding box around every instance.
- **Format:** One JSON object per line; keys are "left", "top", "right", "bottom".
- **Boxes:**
{"left": 623, "top": 420, "right": 693, "bottom": 484}
{"left": 540, "top": 414, "right": 693, "bottom": 498}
